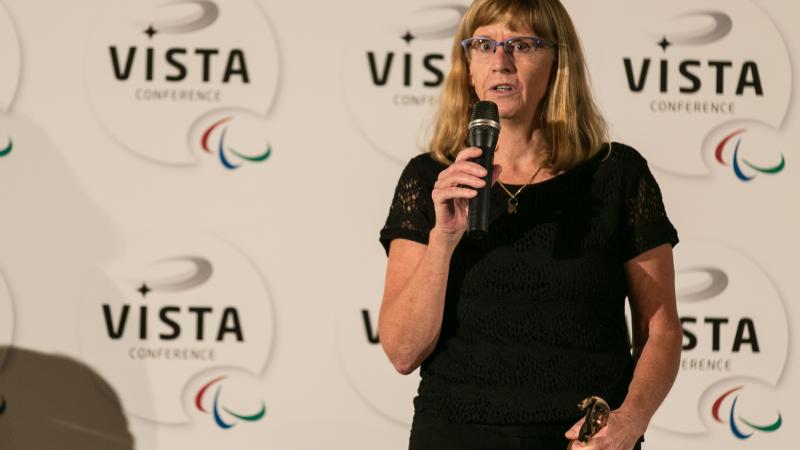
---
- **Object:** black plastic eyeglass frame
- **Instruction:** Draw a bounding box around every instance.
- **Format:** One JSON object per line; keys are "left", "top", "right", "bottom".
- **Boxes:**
{"left": 460, "top": 36, "right": 558, "bottom": 61}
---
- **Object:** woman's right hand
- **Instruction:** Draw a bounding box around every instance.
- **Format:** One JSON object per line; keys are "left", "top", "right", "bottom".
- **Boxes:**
{"left": 431, "top": 147, "right": 500, "bottom": 242}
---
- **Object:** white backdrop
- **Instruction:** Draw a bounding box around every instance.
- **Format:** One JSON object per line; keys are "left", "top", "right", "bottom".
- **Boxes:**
{"left": 0, "top": 0, "right": 797, "bottom": 449}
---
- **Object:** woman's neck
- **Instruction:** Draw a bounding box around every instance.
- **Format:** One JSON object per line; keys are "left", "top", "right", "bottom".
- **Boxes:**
{"left": 494, "top": 120, "right": 549, "bottom": 183}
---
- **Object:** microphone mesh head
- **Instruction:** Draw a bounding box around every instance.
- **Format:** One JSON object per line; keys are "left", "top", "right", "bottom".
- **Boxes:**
{"left": 470, "top": 101, "right": 499, "bottom": 122}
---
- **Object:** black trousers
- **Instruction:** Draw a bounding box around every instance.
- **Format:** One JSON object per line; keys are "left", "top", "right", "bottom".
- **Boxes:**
{"left": 409, "top": 412, "right": 643, "bottom": 450}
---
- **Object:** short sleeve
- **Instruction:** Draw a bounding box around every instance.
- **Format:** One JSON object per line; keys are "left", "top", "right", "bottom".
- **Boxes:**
{"left": 379, "top": 156, "right": 438, "bottom": 255}
{"left": 621, "top": 152, "right": 679, "bottom": 261}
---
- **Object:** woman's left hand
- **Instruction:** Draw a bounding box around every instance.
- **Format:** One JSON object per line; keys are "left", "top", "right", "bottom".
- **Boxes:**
{"left": 564, "top": 408, "right": 645, "bottom": 450}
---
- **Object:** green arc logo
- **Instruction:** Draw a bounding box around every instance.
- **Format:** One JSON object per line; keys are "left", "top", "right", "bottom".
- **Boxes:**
{"left": 0, "top": 137, "right": 12, "bottom": 157}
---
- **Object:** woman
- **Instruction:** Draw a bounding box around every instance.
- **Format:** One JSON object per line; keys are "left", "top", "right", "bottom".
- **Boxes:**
{"left": 378, "top": 1, "right": 681, "bottom": 449}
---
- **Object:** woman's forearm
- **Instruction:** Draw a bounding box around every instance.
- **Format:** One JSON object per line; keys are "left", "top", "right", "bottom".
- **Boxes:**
{"left": 378, "top": 229, "right": 460, "bottom": 374}
{"left": 618, "top": 321, "right": 682, "bottom": 432}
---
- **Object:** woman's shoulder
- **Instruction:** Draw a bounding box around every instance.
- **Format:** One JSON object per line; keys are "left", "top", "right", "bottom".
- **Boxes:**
{"left": 598, "top": 142, "right": 651, "bottom": 174}
{"left": 401, "top": 152, "right": 449, "bottom": 183}
{"left": 604, "top": 142, "right": 646, "bottom": 163}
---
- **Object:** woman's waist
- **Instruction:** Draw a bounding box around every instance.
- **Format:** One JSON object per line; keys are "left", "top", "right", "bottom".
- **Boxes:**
{"left": 411, "top": 405, "right": 576, "bottom": 438}
{"left": 415, "top": 377, "right": 630, "bottom": 426}
{"left": 423, "top": 337, "right": 634, "bottom": 385}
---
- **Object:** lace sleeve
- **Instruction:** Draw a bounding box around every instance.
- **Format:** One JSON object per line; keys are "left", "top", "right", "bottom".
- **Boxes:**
{"left": 621, "top": 154, "right": 679, "bottom": 261}
{"left": 379, "top": 157, "right": 436, "bottom": 255}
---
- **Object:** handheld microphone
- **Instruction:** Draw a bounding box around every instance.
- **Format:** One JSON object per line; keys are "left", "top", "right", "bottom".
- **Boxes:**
{"left": 467, "top": 101, "right": 500, "bottom": 238}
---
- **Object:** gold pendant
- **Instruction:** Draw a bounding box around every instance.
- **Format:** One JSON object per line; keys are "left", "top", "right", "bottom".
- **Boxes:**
{"left": 507, "top": 197, "right": 518, "bottom": 214}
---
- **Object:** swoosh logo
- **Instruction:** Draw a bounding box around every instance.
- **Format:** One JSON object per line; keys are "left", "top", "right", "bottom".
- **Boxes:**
{"left": 144, "top": 256, "right": 213, "bottom": 292}
{"left": 154, "top": 0, "right": 219, "bottom": 34}
{"left": 405, "top": 5, "right": 467, "bottom": 40}
{"left": 668, "top": 11, "right": 733, "bottom": 46}
{"left": 676, "top": 267, "right": 728, "bottom": 302}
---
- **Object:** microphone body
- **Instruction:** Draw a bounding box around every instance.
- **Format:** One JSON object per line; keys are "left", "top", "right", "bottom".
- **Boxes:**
{"left": 467, "top": 101, "right": 500, "bottom": 238}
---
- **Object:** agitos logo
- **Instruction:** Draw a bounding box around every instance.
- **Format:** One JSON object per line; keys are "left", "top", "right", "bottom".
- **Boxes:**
{"left": 712, "top": 386, "right": 782, "bottom": 439}
{"left": 86, "top": 0, "right": 279, "bottom": 167}
{"left": 200, "top": 116, "right": 271, "bottom": 170}
{"left": 714, "top": 129, "right": 785, "bottom": 182}
{"left": 195, "top": 376, "right": 266, "bottom": 429}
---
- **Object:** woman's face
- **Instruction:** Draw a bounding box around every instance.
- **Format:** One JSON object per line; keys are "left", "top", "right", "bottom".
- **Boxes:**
{"left": 468, "top": 22, "right": 554, "bottom": 124}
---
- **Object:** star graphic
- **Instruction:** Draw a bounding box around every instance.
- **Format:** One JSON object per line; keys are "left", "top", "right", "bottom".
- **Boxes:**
{"left": 144, "top": 24, "right": 158, "bottom": 39}
{"left": 137, "top": 283, "right": 151, "bottom": 297}
{"left": 401, "top": 30, "right": 415, "bottom": 45}
{"left": 658, "top": 36, "right": 672, "bottom": 52}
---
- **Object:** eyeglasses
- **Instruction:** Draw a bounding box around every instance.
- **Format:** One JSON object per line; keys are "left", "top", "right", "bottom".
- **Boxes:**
{"left": 460, "top": 36, "right": 557, "bottom": 63}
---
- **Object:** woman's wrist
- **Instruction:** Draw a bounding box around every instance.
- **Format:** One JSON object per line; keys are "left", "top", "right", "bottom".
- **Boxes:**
{"left": 614, "top": 405, "right": 650, "bottom": 437}
{"left": 429, "top": 227, "right": 462, "bottom": 253}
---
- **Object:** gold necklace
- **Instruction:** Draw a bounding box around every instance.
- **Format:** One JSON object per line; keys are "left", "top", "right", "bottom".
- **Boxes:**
{"left": 496, "top": 166, "right": 543, "bottom": 214}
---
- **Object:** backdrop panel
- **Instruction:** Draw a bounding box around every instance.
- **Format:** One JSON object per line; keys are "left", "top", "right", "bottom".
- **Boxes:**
{"left": 0, "top": 0, "right": 797, "bottom": 449}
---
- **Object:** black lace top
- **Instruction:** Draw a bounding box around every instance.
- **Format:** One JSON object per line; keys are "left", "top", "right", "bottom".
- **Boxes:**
{"left": 379, "top": 143, "right": 679, "bottom": 436}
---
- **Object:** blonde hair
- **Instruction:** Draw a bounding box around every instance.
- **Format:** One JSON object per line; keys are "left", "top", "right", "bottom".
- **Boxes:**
{"left": 429, "top": 0, "right": 609, "bottom": 171}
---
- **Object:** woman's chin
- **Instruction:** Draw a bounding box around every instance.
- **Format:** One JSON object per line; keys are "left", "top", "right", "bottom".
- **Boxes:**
{"left": 498, "top": 106, "right": 525, "bottom": 122}
{"left": 488, "top": 99, "right": 521, "bottom": 119}
{"left": 476, "top": 95, "right": 530, "bottom": 122}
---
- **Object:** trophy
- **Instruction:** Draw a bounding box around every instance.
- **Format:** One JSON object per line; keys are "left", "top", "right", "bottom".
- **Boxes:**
{"left": 567, "top": 396, "right": 610, "bottom": 449}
